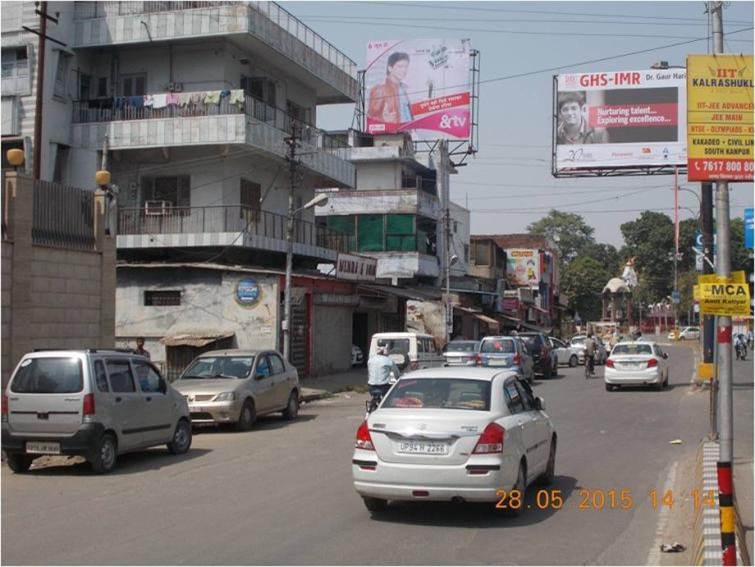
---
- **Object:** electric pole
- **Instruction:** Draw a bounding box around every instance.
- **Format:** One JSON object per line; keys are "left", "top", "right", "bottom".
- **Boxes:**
{"left": 283, "top": 122, "right": 299, "bottom": 363}
{"left": 32, "top": 1, "right": 48, "bottom": 180}
{"left": 437, "top": 140, "right": 452, "bottom": 343}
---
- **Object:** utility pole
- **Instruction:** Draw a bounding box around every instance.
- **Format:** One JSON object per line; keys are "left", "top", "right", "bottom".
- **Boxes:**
{"left": 32, "top": 1, "right": 48, "bottom": 180}
{"left": 438, "top": 140, "right": 452, "bottom": 343}
{"left": 710, "top": 3, "right": 736, "bottom": 566}
{"left": 283, "top": 122, "right": 299, "bottom": 363}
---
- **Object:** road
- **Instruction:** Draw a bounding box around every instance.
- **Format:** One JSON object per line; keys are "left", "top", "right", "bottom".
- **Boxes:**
{"left": 2, "top": 341, "right": 751, "bottom": 565}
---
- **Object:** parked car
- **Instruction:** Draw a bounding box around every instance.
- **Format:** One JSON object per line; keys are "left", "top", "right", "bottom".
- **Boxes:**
{"left": 604, "top": 342, "right": 670, "bottom": 391}
{"left": 369, "top": 332, "right": 444, "bottom": 372}
{"left": 442, "top": 340, "right": 480, "bottom": 367}
{"left": 2, "top": 349, "right": 191, "bottom": 474}
{"left": 352, "top": 367, "right": 557, "bottom": 512}
{"left": 679, "top": 327, "right": 701, "bottom": 340}
{"left": 172, "top": 349, "right": 299, "bottom": 430}
{"left": 569, "top": 335, "right": 607, "bottom": 365}
{"left": 352, "top": 345, "right": 365, "bottom": 367}
{"left": 549, "top": 337, "right": 580, "bottom": 368}
{"left": 519, "top": 333, "right": 558, "bottom": 378}
{"left": 477, "top": 336, "right": 534, "bottom": 382}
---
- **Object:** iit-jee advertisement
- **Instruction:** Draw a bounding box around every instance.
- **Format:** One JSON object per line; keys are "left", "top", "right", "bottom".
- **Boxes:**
{"left": 554, "top": 69, "right": 687, "bottom": 172}
{"left": 686, "top": 54, "right": 754, "bottom": 182}
{"left": 506, "top": 249, "right": 540, "bottom": 288}
{"left": 365, "top": 39, "right": 471, "bottom": 141}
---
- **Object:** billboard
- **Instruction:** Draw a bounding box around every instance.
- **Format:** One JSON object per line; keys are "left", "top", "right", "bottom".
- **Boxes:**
{"left": 745, "top": 208, "right": 754, "bottom": 249}
{"left": 553, "top": 69, "right": 687, "bottom": 173}
{"left": 506, "top": 249, "right": 540, "bottom": 288}
{"left": 365, "top": 39, "right": 471, "bottom": 141}
{"left": 687, "top": 54, "right": 754, "bottom": 182}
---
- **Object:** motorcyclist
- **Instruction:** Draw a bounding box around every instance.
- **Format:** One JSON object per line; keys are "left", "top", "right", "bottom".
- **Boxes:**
{"left": 735, "top": 333, "right": 747, "bottom": 360}
{"left": 747, "top": 330, "right": 754, "bottom": 350}
{"left": 367, "top": 346, "right": 400, "bottom": 401}
{"left": 584, "top": 333, "right": 597, "bottom": 376}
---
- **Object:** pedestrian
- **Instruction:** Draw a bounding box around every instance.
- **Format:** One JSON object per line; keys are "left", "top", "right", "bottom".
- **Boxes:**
{"left": 135, "top": 337, "right": 151, "bottom": 359}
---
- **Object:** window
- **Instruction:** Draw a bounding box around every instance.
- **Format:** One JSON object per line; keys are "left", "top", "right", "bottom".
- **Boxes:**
{"left": 464, "top": 244, "right": 469, "bottom": 263}
{"left": 145, "top": 290, "right": 181, "bottom": 306}
{"left": 504, "top": 381, "right": 524, "bottom": 414}
{"left": 480, "top": 339, "right": 515, "bottom": 354}
{"left": 612, "top": 344, "right": 653, "bottom": 356}
{"left": 121, "top": 74, "right": 146, "bottom": 97}
{"left": 382, "top": 378, "right": 491, "bottom": 411}
{"left": 514, "top": 380, "right": 535, "bottom": 411}
{"left": 141, "top": 176, "right": 190, "bottom": 208}
{"left": 97, "top": 77, "right": 108, "bottom": 98}
{"left": 10, "top": 357, "right": 83, "bottom": 394}
{"left": 269, "top": 354, "right": 285, "bottom": 375}
{"left": 417, "top": 339, "right": 425, "bottom": 353}
{"left": 133, "top": 360, "right": 163, "bottom": 393}
{"left": 357, "top": 214, "right": 384, "bottom": 252}
{"left": 376, "top": 338, "right": 410, "bottom": 356}
{"left": 473, "top": 241, "right": 490, "bottom": 266}
{"left": 1, "top": 46, "right": 28, "bottom": 79}
{"left": 79, "top": 73, "right": 91, "bottom": 101}
{"left": 53, "top": 51, "right": 70, "bottom": 98}
{"left": 180, "top": 356, "right": 254, "bottom": 380}
{"left": 106, "top": 360, "right": 136, "bottom": 393}
{"left": 240, "top": 179, "right": 261, "bottom": 217}
{"left": 255, "top": 357, "right": 271, "bottom": 378}
{"left": 453, "top": 221, "right": 459, "bottom": 234}
{"left": 286, "top": 99, "right": 310, "bottom": 125}
{"left": 94, "top": 360, "right": 110, "bottom": 392}
{"left": 386, "top": 214, "right": 415, "bottom": 252}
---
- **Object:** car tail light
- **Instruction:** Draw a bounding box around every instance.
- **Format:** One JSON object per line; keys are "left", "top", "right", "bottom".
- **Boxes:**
{"left": 606, "top": 359, "right": 615, "bottom": 368}
{"left": 475, "top": 354, "right": 482, "bottom": 365}
{"left": 83, "top": 393, "right": 95, "bottom": 417}
{"left": 1, "top": 394, "right": 8, "bottom": 422}
{"left": 355, "top": 420, "right": 375, "bottom": 451}
{"left": 647, "top": 359, "right": 658, "bottom": 368}
{"left": 513, "top": 353, "right": 521, "bottom": 365}
{"left": 472, "top": 422, "right": 505, "bottom": 454}
{"left": 410, "top": 361, "right": 419, "bottom": 370}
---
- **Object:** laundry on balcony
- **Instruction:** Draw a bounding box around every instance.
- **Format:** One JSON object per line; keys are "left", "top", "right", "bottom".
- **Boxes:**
{"left": 203, "top": 91, "right": 221, "bottom": 104}
{"left": 229, "top": 89, "right": 245, "bottom": 108}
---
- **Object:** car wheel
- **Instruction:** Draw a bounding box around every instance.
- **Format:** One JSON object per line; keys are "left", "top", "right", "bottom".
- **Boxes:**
{"left": 90, "top": 433, "right": 117, "bottom": 474}
{"left": 167, "top": 419, "right": 192, "bottom": 455}
{"left": 543, "top": 362, "right": 552, "bottom": 379}
{"left": 605, "top": 383, "right": 614, "bottom": 392}
{"left": 5, "top": 453, "right": 34, "bottom": 473}
{"left": 569, "top": 355, "right": 578, "bottom": 368}
{"left": 539, "top": 436, "right": 556, "bottom": 486}
{"left": 362, "top": 496, "right": 388, "bottom": 513}
{"left": 506, "top": 460, "right": 527, "bottom": 517}
{"left": 237, "top": 399, "right": 256, "bottom": 431}
{"left": 281, "top": 390, "right": 299, "bottom": 421}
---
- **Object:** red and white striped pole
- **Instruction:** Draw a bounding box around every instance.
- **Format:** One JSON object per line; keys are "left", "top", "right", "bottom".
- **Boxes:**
{"left": 717, "top": 323, "right": 736, "bottom": 566}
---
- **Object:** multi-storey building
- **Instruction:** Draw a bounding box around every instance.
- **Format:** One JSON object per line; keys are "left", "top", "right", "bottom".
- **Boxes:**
{"left": 2, "top": 1, "right": 360, "bottom": 377}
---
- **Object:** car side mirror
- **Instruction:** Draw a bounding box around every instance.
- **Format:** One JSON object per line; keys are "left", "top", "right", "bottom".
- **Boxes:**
{"left": 663, "top": 353, "right": 669, "bottom": 360}
{"left": 535, "top": 396, "right": 546, "bottom": 411}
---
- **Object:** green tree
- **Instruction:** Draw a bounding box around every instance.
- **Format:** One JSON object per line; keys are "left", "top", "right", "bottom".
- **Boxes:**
{"left": 561, "top": 256, "right": 613, "bottom": 322}
{"left": 528, "top": 210, "right": 595, "bottom": 267}
{"left": 620, "top": 211, "right": 674, "bottom": 302}
{"left": 580, "top": 242, "right": 621, "bottom": 276}
{"left": 730, "top": 217, "right": 752, "bottom": 274}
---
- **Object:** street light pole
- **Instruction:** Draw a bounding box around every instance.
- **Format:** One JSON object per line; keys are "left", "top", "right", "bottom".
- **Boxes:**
{"left": 283, "top": 122, "right": 299, "bottom": 363}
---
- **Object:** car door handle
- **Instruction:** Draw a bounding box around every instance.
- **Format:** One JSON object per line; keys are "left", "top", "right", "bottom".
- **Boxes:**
{"left": 145, "top": 396, "right": 152, "bottom": 402}
{"left": 115, "top": 397, "right": 123, "bottom": 403}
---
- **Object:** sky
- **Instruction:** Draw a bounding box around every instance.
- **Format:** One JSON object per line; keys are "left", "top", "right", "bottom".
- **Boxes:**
{"left": 285, "top": 0, "right": 755, "bottom": 248}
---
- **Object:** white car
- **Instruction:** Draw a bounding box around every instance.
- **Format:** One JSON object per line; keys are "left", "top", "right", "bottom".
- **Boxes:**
{"left": 569, "top": 335, "right": 607, "bottom": 365}
{"left": 549, "top": 337, "right": 580, "bottom": 368}
{"left": 679, "top": 327, "right": 700, "bottom": 340}
{"left": 352, "top": 367, "right": 557, "bottom": 512}
{"left": 604, "top": 342, "right": 670, "bottom": 391}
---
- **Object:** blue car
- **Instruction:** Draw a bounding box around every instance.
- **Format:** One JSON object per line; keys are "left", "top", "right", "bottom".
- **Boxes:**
{"left": 477, "top": 336, "right": 535, "bottom": 382}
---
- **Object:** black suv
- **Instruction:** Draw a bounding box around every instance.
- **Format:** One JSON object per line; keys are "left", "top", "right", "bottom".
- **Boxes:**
{"left": 518, "top": 333, "right": 557, "bottom": 379}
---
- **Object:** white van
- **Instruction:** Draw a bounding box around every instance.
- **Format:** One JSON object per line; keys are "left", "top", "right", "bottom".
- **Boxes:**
{"left": 368, "top": 332, "right": 445, "bottom": 372}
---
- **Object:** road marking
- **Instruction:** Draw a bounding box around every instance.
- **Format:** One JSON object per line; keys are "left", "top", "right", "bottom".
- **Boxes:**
{"left": 647, "top": 461, "right": 679, "bottom": 566}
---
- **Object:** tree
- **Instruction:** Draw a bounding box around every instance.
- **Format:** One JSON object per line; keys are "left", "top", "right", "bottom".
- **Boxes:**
{"left": 528, "top": 210, "right": 595, "bottom": 267}
{"left": 730, "top": 217, "right": 751, "bottom": 274}
{"left": 580, "top": 242, "right": 621, "bottom": 277}
{"left": 620, "top": 211, "right": 674, "bottom": 302}
{"left": 560, "top": 256, "right": 613, "bottom": 322}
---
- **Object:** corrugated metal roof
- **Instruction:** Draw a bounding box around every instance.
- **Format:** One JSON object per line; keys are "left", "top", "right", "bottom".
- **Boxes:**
{"left": 160, "top": 332, "right": 235, "bottom": 347}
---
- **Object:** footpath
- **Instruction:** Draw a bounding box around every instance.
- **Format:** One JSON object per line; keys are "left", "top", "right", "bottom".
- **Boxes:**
{"left": 299, "top": 367, "right": 368, "bottom": 402}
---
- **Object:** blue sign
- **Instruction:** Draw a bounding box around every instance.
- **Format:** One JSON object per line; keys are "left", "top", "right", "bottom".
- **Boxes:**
{"left": 745, "top": 208, "right": 754, "bottom": 249}
{"left": 236, "top": 278, "right": 261, "bottom": 306}
{"left": 671, "top": 290, "right": 680, "bottom": 304}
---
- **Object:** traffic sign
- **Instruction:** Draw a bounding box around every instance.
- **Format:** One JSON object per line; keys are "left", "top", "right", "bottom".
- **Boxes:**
{"left": 672, "top": 290, "right": 681, "bottom": 304}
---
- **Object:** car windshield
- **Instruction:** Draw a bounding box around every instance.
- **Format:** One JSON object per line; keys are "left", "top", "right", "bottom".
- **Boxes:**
{"left": 377, "top": 338, "right": 410, "bottom": 355}
{"left": 11, "top": 357, "right": 83, "bottom": 394}
{"left": 612, "top": 344, "right": 653, "bottom": 356}
{"left": 180, "top": 356, "right": 255, "bottom": 379}
{"left": 445, "top": 341, "right": 478, "bottom": 353}
{"left": 571, "top": 337, "right": 586, "bottom": 345}
{"left": 480, "top": 339, "right": 515, "bottom": 354}
{"left": 382, "top": 378, "right": 491, "bottom": 411}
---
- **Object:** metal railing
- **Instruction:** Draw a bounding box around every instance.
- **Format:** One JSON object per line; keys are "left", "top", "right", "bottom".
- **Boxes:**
{"left": 118, "top": 205, "right": 349, "bottom": 252}
{"left": 32, "top": 180, "right": 96, "bottom": 250}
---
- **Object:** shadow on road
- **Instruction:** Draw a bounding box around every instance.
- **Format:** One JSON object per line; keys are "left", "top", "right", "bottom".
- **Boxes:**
{"left": 193, "top": 413, "right": 318, "bottom": 435}
{"left": 368, "top": 475, "right": 578, "bottom": 527}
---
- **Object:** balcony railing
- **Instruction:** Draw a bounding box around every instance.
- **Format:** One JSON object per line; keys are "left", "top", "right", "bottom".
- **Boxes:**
{"left": 118, "top": 205, "right": 349, "bottom": 253}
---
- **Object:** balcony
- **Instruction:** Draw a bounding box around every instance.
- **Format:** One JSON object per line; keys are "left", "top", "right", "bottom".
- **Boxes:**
{"left": 117, "top": 205, "right": 348, "bottom": 261}
{"left": 318, "top": 189, "right": 440, "bottom": 220}
{"left": 72, "top": 1, "right": 358, "bottom": 103}
{"left": 71, "top": 91, "right": 355, "bottom": 187}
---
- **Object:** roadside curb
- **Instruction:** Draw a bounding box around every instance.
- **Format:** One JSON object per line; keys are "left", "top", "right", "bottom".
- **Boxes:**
{"left": 299, "top": 388, "right": 331, "bottom": 403}
{"left": 692, "top": 441, "right": 750, "bottom": 565}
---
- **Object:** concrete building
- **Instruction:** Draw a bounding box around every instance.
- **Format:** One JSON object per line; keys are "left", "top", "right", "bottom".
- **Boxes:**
{"left": 2, "top": 1, "right": 361, "bottom": 378}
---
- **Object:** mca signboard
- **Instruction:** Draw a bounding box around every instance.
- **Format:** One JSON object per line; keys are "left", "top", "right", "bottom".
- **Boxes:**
{"left": 687, "top": 54, "right": 754, "bottom": 182}
{"left": 553, "top": 69, "right": 687, "bottom": 174}
{"left": 365, "top": 39, "right": 471, "bottom": 141}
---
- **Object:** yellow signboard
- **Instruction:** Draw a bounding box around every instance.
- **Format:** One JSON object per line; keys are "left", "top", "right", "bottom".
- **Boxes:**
{"left": 687, "top": 54, "right": 754, "bottom": 182}
{"left": 699, "top": 281, "right": 751, "bottom": 316}
{"left": 697, "top": 271, "right": 746, "bottom": 284}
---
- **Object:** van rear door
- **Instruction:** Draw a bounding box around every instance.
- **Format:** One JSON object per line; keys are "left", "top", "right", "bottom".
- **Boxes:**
{"left": 6, "top": 356, "right": 86, "bottom": 435}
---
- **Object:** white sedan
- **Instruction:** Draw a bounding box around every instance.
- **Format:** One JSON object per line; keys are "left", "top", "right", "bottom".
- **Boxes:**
{"left": 352, "top": 367, "right": 557, "bottom": 512}
{"left": 604, "top": 342, "right": 670, "bottom": 391}
{"left": 549, "top": 337, "right": 580, "bottom": 367}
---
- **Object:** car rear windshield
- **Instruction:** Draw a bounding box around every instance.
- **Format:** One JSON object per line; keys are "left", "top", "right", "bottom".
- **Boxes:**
{"left": 612, "top": 344, "right": 653, "bottom": 355}
{"left": 377, "top": 338, "right": 410, "bottom": 355}
{"left": 480, "top": 339, "right": 515, "bottom": 354}
{"left": 445, "top": 341, "right": 478, "bottom": 353}
{"left": 10, "top": 357, "right": 83, "bottom": 394}
{"left": 180, "top": 356, "right": 255, "bottom": 379}
{"left": 520, "top": 334, "right": 542, "bottom": 346}
{"left": 382, "top": 378, "right": 491, "bottom": 411}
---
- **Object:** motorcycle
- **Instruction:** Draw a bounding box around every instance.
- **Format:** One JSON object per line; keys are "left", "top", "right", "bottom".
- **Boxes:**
{"left": 735, "top": 341, "right": 747, "bottom": 361}
{"left": 365, "top": 372, "right": 397, "bottom": 417}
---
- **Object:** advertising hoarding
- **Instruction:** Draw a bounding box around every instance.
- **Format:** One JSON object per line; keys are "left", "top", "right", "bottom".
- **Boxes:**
{"left": 365, "top": 39, "right": 471, "bottom": 141}
{"left": 553, "top": 69, "right": 687, "bottom": 173}
{"left": 687, "top": 54, "right": 754, "bottom": 182}
{"left": 506, "top": 249, "right": 540, "bottom": 288}
{"left": 335, "top": 253, "right": 377, "bottom": 281}
{"left": 745, "top": 208, "right": 754, "bottom": 249}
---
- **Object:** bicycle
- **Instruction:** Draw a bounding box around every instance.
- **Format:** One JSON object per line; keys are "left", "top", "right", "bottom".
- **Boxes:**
{"left": 584, "top": 355, "right": 595, "bottom": 379}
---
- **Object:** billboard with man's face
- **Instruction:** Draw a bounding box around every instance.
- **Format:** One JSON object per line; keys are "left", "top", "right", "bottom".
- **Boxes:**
{"left": 553, "top": 69, "right": 687, "bottom": 174}
{"left": 506, "top": 249, "right": 540, "bottom": 288}
{"left": 365, "top": 39, "right": 471, "bottom": 141}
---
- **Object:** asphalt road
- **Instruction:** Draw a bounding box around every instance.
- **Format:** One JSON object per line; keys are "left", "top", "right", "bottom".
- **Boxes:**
{"left": 2, "top": 341, "right": 750, "bottom": 565}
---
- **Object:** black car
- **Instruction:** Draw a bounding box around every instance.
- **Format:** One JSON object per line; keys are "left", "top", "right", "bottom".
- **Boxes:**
{"left": 518, "top": 333, "right": 557, "bottom": 379}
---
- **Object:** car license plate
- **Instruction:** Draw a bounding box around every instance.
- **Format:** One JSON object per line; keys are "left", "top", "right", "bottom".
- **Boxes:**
{"left": 26, "top": 442, "right": 60, "bottom": 455}
{"left": 489, "top": 359, "right": 507, "bottom": 366}
{"left": 397, "top": 441, "right": 448, "bottom": 455}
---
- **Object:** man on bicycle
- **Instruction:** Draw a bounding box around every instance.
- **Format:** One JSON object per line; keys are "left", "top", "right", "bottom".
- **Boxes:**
{"left": 584, "top": 333, "right": 597, "bottom": 377}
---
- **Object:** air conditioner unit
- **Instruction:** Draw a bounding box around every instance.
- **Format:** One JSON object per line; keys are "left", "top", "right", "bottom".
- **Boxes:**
{"left": 145, "top": 200, "right": 172, "bottom": 216}
{"left": 167, "top": 82, "right": 184, "bottom": 92}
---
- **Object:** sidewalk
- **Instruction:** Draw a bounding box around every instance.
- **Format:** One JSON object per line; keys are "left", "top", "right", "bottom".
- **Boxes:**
{"left": 299, "top": 367, "right": 368, "bottom": 402}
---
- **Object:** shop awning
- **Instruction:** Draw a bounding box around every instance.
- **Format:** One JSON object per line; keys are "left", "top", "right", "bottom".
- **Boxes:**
{"left": 454, "top": 305, "right": 482, "bottom": 315}
{"left": 474, "top": 313, "right": 500, "bottom": 326}
{"left": 357, "top": 284, "right": 440, "bottom": 301}
{"left": 160, "top": 332, "right": 235, "bottom": 347}
{"left": 519, "top": 321, "right": 553, "bottom": 334}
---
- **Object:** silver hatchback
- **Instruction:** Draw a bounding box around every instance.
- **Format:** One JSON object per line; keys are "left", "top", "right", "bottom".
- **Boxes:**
{"left": 2, "top": 350, "right": 191, "bottom": 474}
